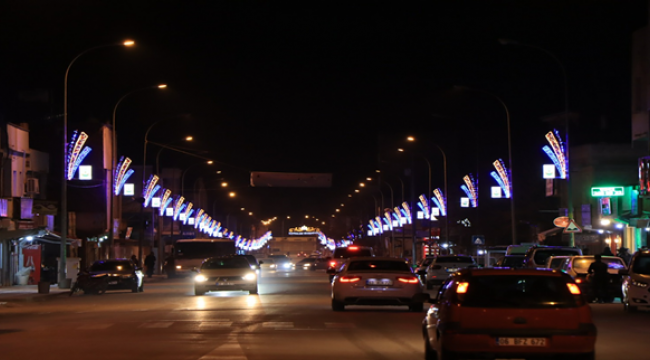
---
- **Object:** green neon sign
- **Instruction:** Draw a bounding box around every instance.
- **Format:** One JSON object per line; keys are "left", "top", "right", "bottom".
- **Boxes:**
{"left": 591, "top": 186, "right": 625, "bottom": 197}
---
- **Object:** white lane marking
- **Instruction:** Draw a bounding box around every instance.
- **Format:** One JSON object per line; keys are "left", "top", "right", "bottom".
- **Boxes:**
{"left": 325, "top": 322, "right": 356, "bottom": 329}
{"left": 77, "top": 323, "right": 114, "bottom": 330}
{"left": 198, "top": 334, "right": 247, "bottom": 360}
{"left": 138, "top": 322, "right": 173, "bottom": 328}
{"left": 262, "top": 322, "right": 293, "bottom": 328}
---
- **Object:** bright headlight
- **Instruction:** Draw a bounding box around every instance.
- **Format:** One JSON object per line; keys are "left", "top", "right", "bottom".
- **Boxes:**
{"left": 283, "top": 263, "right": 292, "bottom": 268}
{"left": 176, "top": 265, "right": 182, "bottom": 269}
{"left": 270, "top": 264, "right": 276, "bottom": 268}
{"left": 243, "top": 273, "right": 257, "bottom": 281}
{"left": 194, "top": 274, "right": 207, "bottom": 282}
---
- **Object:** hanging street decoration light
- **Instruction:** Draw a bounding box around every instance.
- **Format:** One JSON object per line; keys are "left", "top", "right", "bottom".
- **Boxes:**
{"left": 491, "top": 159, "right": 512, "bottom": 198}
{"left": 159, "top": 189, "right": 172, "bottom": 216}
{"left": 432, "top": 188, "right": 447, "bottom": 216}
{"left": 143, "top": 174, "right": 160, "bottom": 207}
{"left": 66, "top": 130, "right": 92, "bottom": 180}
{"left": 461, "top": 174, "right": 478, "bottom": 208}
{"left": 542, "top": 129, "right": 567, "bottom": 179}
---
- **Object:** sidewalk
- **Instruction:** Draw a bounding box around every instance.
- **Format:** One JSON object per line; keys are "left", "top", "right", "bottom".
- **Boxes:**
{"left": 0, "top": 275, "right": 167, "bottom": 303}
{"left": 0, "top": 284, "right": 70, "bottom": 303}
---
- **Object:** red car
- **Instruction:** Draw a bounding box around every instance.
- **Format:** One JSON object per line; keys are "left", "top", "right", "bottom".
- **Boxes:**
{"left": 423, "top": 268, "right": 596, "bottom": 360}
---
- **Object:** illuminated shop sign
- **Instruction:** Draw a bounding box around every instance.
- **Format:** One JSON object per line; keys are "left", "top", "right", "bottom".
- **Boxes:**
{"left": 288, "top": 226, "right": 320, "bottom": 235}
{"left": 591, "top": 187, "right": 624, "bottom": 197}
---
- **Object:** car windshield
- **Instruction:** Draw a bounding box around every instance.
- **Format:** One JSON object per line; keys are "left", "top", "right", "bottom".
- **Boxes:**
{"left": 533, "top": 249, "right": 580, "bottom": 265}
{"left": 90, "top": 261, "right": 133, "bottom": 272}
{"left": 502, "top": 256, "right": 525, "bottom": 267}
{"left": 435, "top": 256, "right": 474, "bottom": 264}
{"left": 458, "top": 275, "right": 578, "bottom": 308}
{"left": 333, "top": 247, "right": 373, "bottom": 258}
{"left": 347, "top": 260, "right": 411, "bottom": 272}
{"left": 572, "top": 257, "right": 626, "bottom": 273}
{"left": 298, "top": 258, "right": 315, "bottom": 264}
{"left": 202, "top": 257, "right": 251, "bottom": 269}
{"left": 632, "top": 255, "right": 650, "bottom": 275}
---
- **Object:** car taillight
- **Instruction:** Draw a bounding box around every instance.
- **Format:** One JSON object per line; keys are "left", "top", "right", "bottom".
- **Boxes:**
{"left": 575, "top": 278, "right": 583, "bottom": 284}
{"left": 456, "top": 282, "right": 469, "bottom": 294}
{"left": 329, "top": 261, "right": 337, "bottom": 267}
{"left": 397, "top": 276, "right": 420, "bottom": 284}
{"left": 567, "top": 283, "right": 581, "bottom": 295}
{"left": 349, "top": 246, "right": 359, "bottom": 250}
{"left": 340, "top": 276, "right": 361, "bottom": 283}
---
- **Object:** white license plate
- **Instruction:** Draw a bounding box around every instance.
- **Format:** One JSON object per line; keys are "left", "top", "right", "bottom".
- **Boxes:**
{"left": 217, "top": 282, "right": 233, "bottom": 286}
{"left": 108, "top": 281, "right": 118, "bottom": 285}
{"left": 445, "top": 268, "right": 459, "bottom": 273}
{"left": 366, "top": 278, "right": 393, "bottom": 286}
{"left": 497, "top": 338, "right": 547, "bottom": 347}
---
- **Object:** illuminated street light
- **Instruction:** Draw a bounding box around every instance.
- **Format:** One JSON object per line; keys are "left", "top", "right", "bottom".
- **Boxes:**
{"left": 366, "top": 177, "right": 372, "bottom": 181}
{"left": 123, "top": 40, "right": 135, "bottom": 46}
{"left": 185, "top": 136, "right": 193, "bottom": 141}
{"left": 335, "top": 209, "right": 340, "bottom": 212}
{"left": 287, "top": 216, "right": 291, "bottom": 219}
{"left": 340, "top": 204, "right": 344, "bottom": 206}
{"left": 221, "top": 182, "right": 228, "bottom": 187}
{"left": 249, "top": 212, "right": 253, "bottom": 216}
{"left": 397, "top": 148, "right": 405, "bottom": 152}
{"left": 321, "top": 221, "right": 325, "bottom": 225}
{"left": 207, "top": 160, "right": 214, "bottom": 164}
{"left": 229, "top": 192, "right": 236, "bottom": 197}
{"left": 355, "top": 189, "right": 360, "bottom": 193}
{"left": 360, "top": 183, "right": 365, "bottom": 187}
{"left": 348, "top": 194, "right": 352, "bottom": 197}
{"left": 407, "top": 136, "right": 415, "bottom": 142}
{"left": 305, "top": 215, "right": 309, "bottom": 219}
{"left": 241, "top": 207, "right": 245, "bottom": 211}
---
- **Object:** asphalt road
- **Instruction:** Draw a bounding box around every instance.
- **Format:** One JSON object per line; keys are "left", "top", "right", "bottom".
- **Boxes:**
{"left": 0, "top": 270, "right": 648, "bottom": 360}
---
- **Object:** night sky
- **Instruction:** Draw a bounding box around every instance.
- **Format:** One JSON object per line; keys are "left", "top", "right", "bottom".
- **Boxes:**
{"left": 1, "top": 1, "right": 647, "bottom": 237}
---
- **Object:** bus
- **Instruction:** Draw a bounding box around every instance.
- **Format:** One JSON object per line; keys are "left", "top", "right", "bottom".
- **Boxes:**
{"left": 165, "top": 238, "right": 239, "bottom": 278}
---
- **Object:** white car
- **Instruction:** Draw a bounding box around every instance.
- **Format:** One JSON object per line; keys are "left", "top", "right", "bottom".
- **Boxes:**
{"left": 621, "top": 249, "right": 650, "bottom": 312}
{"left": 331, "top": 257, "right": 429, "bottom": 312}
{"left": 422, "top": 255, "right": 477, "bottom": 289}
{"left": 193, "top": 256, "right": 258, "bottom": 295}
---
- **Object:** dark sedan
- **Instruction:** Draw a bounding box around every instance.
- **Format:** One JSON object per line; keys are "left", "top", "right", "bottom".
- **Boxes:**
{"left": 293, "top": 257, "right": 327, "bottom": 271}
{"left": 89, "top": 259, "right": 144, "bottom": 293}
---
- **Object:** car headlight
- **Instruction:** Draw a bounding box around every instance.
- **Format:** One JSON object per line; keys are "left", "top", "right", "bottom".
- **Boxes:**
{"left": 176, "top": 265, "right": 182, "bottom": 269}
{"left": 303, "top": 263, "right": 311, "bottom": 267}
{"left": 194, "top": 274, "right": 207, "bottom": 282}
{"left": 283, "top": 263, "right": 292, "bottom": 268}
{"left": 631, "top": 279, "right": 648, "bottom": 288}
{"left": 243, "top": 273, "right": 257, "bottom": 281}
{"left": 270, "top": 264, "right": 276, "bottom": 268}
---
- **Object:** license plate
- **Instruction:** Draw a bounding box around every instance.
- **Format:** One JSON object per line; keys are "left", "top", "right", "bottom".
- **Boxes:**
{"left": 445, "top": 268, "right": 459, "bottom": 273}
{"left": 497, "top": 338, "right": 547, "bottom": 347}
{"left": 366, "top": 278, "right": 393, "bottom": 286}
{"left": 217, "top": 282, "right": 233, "bottom": 286}
{"left": 108, "top": 281, "right": 118, "bottom": 285}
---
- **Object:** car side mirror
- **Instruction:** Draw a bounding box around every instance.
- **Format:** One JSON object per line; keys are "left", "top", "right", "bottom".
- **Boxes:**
{"left": 619, "top": 269, "right": 629, "bottom": 275}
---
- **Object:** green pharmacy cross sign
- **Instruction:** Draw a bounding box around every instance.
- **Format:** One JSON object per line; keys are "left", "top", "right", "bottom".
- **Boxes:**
{"left": 591, "top": 187, "right": 625, "bottom": 197}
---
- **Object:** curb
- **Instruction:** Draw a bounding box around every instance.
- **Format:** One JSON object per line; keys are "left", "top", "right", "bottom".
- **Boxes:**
{"left": 0, "top": 290, "right": 70, "bottom": 304}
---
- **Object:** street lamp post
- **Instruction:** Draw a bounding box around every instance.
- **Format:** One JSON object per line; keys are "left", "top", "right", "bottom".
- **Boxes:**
{"left": 109, "top": 84, "right": 167, "bottom": 256}
{"left": 499, "top": 39, "right": 572, "bottom": 246}
{"left": 456, "top": 86, "right": 516, "bottom": 245}
{"left": 60, "top": 40, "right": 134, "bottom": 288}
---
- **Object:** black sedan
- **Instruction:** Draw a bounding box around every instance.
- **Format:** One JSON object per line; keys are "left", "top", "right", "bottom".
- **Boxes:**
{"left": 88, "top": 259, "right": 144, "bottom": 293}
{"left": 293, "top": 257, "right": 327, "bottom": 271}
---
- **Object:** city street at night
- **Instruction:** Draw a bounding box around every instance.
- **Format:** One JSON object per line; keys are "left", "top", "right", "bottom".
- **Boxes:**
{"left": 1, "top": 270, "right": 648, "bottom": 360}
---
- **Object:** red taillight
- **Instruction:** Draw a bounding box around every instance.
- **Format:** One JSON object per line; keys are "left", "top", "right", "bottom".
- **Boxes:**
{"left": 340, "top": 276, "right": 361, "bottom": 283}
{"left": 397, "top": 276, "right": 420, "bottom": 284}
{"left": 329, "top": 261, "right": 337, "bottom": 267}
{"left": 456, "top": 282, "right": 469, "bottom": 294}
{"left": 567, "top": 283, "right": 581, "bottom": 295}
{"left": 575, "top": 278, "right": 583, "bottom": 284}
{"left": 349, "top": 246, "right": 359, "bottom": 250}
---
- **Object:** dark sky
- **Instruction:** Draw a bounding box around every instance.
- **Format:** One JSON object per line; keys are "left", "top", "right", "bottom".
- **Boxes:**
{"left": 0, "top": 1, "right": 647, "bottom": 228}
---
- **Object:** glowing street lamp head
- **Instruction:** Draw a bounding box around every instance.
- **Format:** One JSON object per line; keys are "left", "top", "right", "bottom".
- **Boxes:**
{"left": 335, "top": 209, "right": 340, "bottom": 212}
{"left": 366, "top": 177, "right": 372, "bottom": 181}
{"left": 305, "top": 215, "right": 309, "bottom": 219}
{"left": 221, "top": 182, "right": 228, "bottom": 187}
{"left": 229, "top": 192, "right": 236, "bottom": 197}
{"left": 206, "top": 160, "right": 214, "bottom": 164}
{"left": 185, "top": 136, "right": 193, "bottom": 141}
{"left": 348, "top": 194, "right": 352, "bottom": 197}
{"left": 407, "top": 136, "right": 415, "bottom": 142}
{"left": 359, "top": 182, "right": 365, "bottom": 187}
{"left": 248, "top": 212, "right": 253, "bottom": 216}
{"left": 354, "top": 189, "right": 360, "bottom": 193}
{"left": 240, "top": 207, "right": 245, "bottom": 211}
{"left": 397, "top": 148, "right": 405, "bottom": 152}
{"left": 287, "top": 216, "right": 291, "bottom": 219}
{"left": 157, "top": 84, "right": 167, "bottom": 89}
{"left": 123, "top": 40, "right": 135, "bottom": 46}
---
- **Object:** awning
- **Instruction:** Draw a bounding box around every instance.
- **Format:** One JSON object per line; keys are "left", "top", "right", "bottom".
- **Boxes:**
{"left": 0, "top": 228, "right": 49, "bottom": 242}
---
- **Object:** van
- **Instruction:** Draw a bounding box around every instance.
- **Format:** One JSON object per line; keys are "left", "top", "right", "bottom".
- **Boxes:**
{"left": 522, "top": 246, "right": 583, "bottom": 268}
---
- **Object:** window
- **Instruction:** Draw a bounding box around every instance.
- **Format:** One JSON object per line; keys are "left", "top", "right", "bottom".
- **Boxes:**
{"left": 347, "top": 260, "right": 410, "bottom": 272}
{"left": 202, "top": 257, "right": 250, "bottom": 269}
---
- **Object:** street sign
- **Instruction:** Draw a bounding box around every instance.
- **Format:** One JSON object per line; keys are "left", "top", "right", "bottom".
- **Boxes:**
{"left": 563, "top": 219, "right": 582, "bottom": 234}
{"left": 472, "top": 235, "right": 485, "bottom": 245}
{"left": 553, "top": 216, "right": 569, "bottom": 228}
{"left": 591, "top": 186, "right": 624, "bottom": 197}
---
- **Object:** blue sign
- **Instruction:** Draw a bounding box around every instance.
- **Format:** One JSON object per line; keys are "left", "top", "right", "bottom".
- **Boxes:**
{"left": 472, "top": 235, "right": 485, "bottom": 245}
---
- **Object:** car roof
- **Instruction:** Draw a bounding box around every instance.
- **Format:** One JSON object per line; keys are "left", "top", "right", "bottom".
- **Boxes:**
{"left": 457, "top": 268, "right": 565, "bottom": 277}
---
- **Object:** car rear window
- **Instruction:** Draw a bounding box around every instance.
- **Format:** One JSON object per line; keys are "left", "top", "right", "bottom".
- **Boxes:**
{"left": 632, "top": 255, "right": 650, "bottom": 275}
{"left": 533, "top": 249, "right": 581, "bottom": 265}
{"left": 502, "top": 256, "right": 525, "bottom": 267}
{"left": 457, "top": 275, "right": 578, "bottom": 308}
{"left": 572, "top": 257, "right": 626, "bottom": 274}
{"left": 202, "top": 257, "right": 251, "bottom": 269}
{"left": 333, "top": 247, "right": 373, "bottom": 258}
{"left": 347, "top": 260, "right": 411, "bottom": 272}
{"left": 90, "top": 261, "right": 133, "bottom": 272}
{"left": 436, "top": 256, "right": 474, "bottom": 264}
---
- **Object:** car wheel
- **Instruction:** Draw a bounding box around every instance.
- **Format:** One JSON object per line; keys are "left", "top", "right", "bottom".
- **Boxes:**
{"left": 249, "top": 286, "right": 258, "bottom": 295}
{"left": 194, "top": 288, "right": 205, "bottom": 296}
{"left": 331, "top": 298, "right": 345, "bottom": 311}
{"left": 409, "top": 303, "right": 424, "bottom": 312}
{"left": 424, "top": 339, "right": 438, "bottom": 360}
